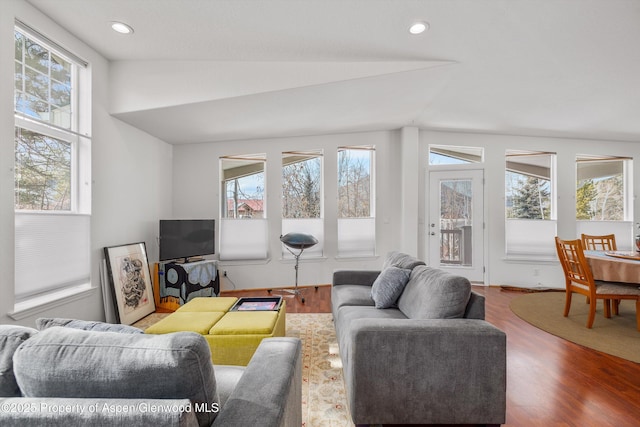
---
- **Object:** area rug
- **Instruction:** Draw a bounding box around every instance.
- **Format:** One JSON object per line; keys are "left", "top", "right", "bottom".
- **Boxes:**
{"left": 133, "top": 312, "right": 353, "bottom": 427}
{"left": 510, "top": 291, "right": 640, "bottom": 363}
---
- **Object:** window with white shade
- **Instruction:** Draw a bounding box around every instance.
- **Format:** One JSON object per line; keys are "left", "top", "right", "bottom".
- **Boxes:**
{"left": 219, "top": 154, "right": 268, "bottom": 260}
{"left": 505, "top": 150, "right": 556, "bottom": 257}
{"left": 337, "top": 145, "right": 375, "bottom": 257}
{"left": 282, "top": 150, "right": 323, "bottom": 258}
{"left": 14, "top": 22, "right": 91, "bottom": 306}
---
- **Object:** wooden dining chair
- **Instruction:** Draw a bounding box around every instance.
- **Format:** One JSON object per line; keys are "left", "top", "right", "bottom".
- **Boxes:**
{"left": 581, "top": 233, "right": 617, "bottom": 251}
{"left": 580, "top": 233, "right": 622, "bottom": 312}
{"left": 554, "top": 236, "right": 640, "bottom": 331}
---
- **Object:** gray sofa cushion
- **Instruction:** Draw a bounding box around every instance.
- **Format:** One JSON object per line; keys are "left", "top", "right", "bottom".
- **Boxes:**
{"left": 397, "top": 266, "right": 471, "bottom": 319}
{"left": 332, "top": 284, "right": 376, "bottom": 320}
{"left": 370, "top": 267, "right": 411, "bottom": 308}
{"left": 36, "top": 317, "right": 144, "bottom": 334}
{"left": 382, "top": 251, "right": 426, "bottom": 270}
{"left": 13, "top": 327, "right": 218, "bottom": 427}
{"left": 0, "top": 325, "right": 38, "bottom": 397}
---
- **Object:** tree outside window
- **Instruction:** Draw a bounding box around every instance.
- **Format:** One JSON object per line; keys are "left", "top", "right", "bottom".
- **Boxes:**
{"left": 338, "top": 146, "right": 373, "bottom": 218}
{"left": 282, "top": 151, "right": 322, "bottom": 219}
{"left": 15, "top": 128, "right": 71, "bottom": 211}
{"left": 576, "top": 156, "right": 627, "bottom": 221}
{"left": 15, "top": 29, "right": 72, "bottom": 129}
{"left": 507, "top": 175, "right": 551, "bottom": 219}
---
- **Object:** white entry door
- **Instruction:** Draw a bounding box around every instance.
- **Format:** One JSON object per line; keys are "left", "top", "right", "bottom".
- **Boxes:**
{"left": 428, "top": 169, "right": 485, "bottom": 282}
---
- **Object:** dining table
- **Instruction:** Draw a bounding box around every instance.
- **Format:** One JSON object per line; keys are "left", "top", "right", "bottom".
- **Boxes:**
{"left": 584, "top": 250, "right": 640, "bottom": 285}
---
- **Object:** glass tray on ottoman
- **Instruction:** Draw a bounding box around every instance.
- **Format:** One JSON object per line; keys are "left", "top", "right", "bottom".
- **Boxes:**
{"left": 229, "top": 296, "right": 283, "bottom": 311}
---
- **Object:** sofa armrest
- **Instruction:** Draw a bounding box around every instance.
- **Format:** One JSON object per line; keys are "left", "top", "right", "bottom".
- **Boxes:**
{"left": 0, "top": 397, "right": 198, "bottom": 426}
{"left": 343, "top": 318, "right": 506, "bottom": 425}
{"left": 332, "top": 270, "right": 380, "bottom": 287}
{"left": 212, "top": 337, "right": 302, "bottom": 427}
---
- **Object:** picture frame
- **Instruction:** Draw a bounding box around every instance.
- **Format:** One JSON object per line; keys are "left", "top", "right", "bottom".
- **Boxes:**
{"left": 104, "top": 242, "right": 156, "bottom": 325}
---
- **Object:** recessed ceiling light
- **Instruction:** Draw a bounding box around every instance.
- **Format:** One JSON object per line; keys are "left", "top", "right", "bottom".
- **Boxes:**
{"left": 111, "top": 21, "right": 134, "bottom": 35}
{"left": 409, "top": 21, "right": 429, "bottom": 35}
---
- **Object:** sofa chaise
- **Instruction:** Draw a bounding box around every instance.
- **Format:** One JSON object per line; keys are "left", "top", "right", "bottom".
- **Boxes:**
{"left": 0, "top": 319, "right": 301, "bottom": 427}
{"left": 332, "top": 251, "right": 507, "bottom": 426}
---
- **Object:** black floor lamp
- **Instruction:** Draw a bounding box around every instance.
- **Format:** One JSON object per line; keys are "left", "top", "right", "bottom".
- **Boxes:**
{"left": 270, "top": 232, "right": 318, "bottom": 303}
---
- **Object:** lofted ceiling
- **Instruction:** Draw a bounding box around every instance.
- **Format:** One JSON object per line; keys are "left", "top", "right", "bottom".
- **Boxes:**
{"left": 25, "top": 0, "right": 640, "bottom": 144}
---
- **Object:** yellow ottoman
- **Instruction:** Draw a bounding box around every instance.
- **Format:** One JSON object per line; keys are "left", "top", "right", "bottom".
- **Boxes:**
{"left": 145, "top": 298, "right": 286, "bottom": 366}
{"left": 205, "top": 303, "right": 286, "bottom": 366}
{"left": 176, "top": 297, "right": 238, "bottom": 312}
{"left": 145, "top": 311, "right": 226, "bottom": 335}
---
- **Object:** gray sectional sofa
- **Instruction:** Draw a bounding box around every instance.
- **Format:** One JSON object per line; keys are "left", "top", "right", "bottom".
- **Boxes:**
{"left": 0, "top": 321, "right": 301, "bottom": 427}
{"left": 332, "top": 251, "right": 507, "bottom": 426}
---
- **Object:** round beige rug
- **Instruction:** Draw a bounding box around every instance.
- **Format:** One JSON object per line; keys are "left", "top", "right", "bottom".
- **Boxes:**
{"left": 510, "top": 291, "right": 640, "bottom": 363}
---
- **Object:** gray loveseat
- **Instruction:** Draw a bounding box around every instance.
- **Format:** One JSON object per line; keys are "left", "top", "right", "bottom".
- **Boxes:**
{"left": 332, "top": 251, "right": 506, "bottom": 426}
{"left": 0, "top": 320, "right": 301, "bottom": 427}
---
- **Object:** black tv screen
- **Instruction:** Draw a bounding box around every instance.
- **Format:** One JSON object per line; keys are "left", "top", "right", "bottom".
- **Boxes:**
{"left": 159, "top": 219, "right": 215, "bottom": 262}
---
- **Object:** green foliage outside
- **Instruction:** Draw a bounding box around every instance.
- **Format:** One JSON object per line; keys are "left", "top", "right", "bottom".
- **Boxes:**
{"left": 576, "top": 175, "right": 623, "bottom": 221}
{"left": 509, "top": 175, "right": 550, "bottom": 219}
{"left": 576, "top": 179, "right": 596, "bottom": 220}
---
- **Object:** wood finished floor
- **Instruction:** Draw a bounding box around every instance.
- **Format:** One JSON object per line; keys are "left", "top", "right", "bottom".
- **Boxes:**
{"left": 220, "top": 285, "right": 640, "bottom": 427}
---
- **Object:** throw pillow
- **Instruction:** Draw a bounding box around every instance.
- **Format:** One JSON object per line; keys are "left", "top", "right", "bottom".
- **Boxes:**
{"left": 370, "top": 266, "right": 412, "bottom": 309}
{"left": 13, "top": 327, "right": 218, "bottom": 427}
{"left": 397, "top": 266, "right": 471, "bottom": 319}
{"left": 36, "top": 317, "right": 143, "bottom": 334}
{"left": 0, "top": 325, "right": 38, "bottom": 397}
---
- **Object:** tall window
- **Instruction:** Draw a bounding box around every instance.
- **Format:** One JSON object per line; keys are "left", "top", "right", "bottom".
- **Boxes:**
{"left": 337, "top": 146, "right": 375, "bottom": 257}
{"left": 576, "top": 155, "right": 632, "bottom": 248}
{"left": 505, "top": 150, "right": 556, "bottom": 256}
{"left": 282, "top": 150, "right": 323, "bottom": 258}
{"left": 219, "top": 154, "right": 268, "bottom": 260}
{"left": 14, "top": 22, "right": 91, "bottom": 307}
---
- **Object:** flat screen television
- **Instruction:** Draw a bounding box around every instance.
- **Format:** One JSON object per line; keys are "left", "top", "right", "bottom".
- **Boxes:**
{"left": 159, "top": 219, "right": 215, "bottom": 262}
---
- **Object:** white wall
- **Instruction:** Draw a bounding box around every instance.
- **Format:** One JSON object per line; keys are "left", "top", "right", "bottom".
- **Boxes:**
{"left": 421, "top": 130, "right": 640, "bottom": 289}
{"left": 0, "top": 0, "right": 173, "bottom": 325}
{"left": 171, "top": 130, "right": 403, "bottom": 290}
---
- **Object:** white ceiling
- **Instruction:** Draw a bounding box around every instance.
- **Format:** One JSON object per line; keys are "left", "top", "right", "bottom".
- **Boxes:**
{"left": 25, "top": 0, "right": 640, "bottom": 144}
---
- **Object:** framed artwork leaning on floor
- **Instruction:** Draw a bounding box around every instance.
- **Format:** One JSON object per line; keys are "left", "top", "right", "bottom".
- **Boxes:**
{"left": 104, "top": 242, "right": 156, "bottom": 325}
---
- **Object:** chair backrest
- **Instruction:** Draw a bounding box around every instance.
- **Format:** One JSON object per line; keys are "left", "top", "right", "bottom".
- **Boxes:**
{"left": 581, "top": 233, "right": 617, "bottom": 251}
{"left": 555, "top": 237, "right": 595, "bottom": 295}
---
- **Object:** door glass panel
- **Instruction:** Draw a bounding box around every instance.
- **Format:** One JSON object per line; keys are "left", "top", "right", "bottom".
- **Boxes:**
{"left": 439, "top": 179, "right": 472, "bottom": 266}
